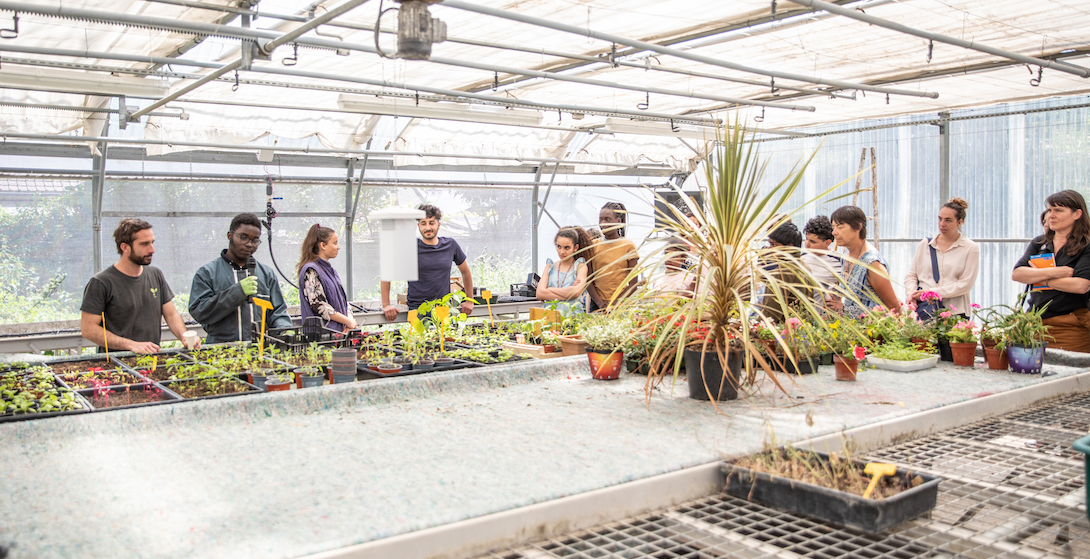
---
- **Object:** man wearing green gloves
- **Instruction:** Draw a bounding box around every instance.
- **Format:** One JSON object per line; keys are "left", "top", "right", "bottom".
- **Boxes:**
{"left": 189, "top": 213, "right": 293, "bottom": 343}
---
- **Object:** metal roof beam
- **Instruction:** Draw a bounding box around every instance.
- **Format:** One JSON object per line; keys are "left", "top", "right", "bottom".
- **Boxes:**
{"left": 0, "top": 2, "right": 794, "bottom": 113}
{"left": 440, "top": 0, "right": 939, "bottom": 99}
{"left": 130, "top": 0, "right": 372, "bottom": 119}
{"left": 786, "top": 0, "right": 1090, "bottom": 79}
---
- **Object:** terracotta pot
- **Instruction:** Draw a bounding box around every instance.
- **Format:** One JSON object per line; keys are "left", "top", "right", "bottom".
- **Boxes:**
{"left": 542, "top": 344, "right": 556, "bottom": 354}
{"left": 586, "top": 348, "right": 623, "bottom": 380}
{"left": 833, "top": 355, "right": 858, "bottom": 381}
{"left": 984, "top": 347, "right": 1009, "bottom": 370}
{"left": 911, "top": 338, "right": 932, "bottom": 352}
{"left": 981, "top": 338, "right": 999, "bottom": 350}
{"left": 949, "top": 342, "right": 978, "bottom": 367}
{"left": 558, "top": 334, "right": 589, "bottom": 357}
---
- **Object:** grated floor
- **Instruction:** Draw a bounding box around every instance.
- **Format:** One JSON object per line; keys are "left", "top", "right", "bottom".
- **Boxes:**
{"left": 479, "top": 392, "right": 1090, "bottom": 559}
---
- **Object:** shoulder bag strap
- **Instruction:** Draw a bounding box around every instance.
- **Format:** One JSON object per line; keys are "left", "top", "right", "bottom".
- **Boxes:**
{"left": 928, "top": 238, "right": 940, "bottom": 284}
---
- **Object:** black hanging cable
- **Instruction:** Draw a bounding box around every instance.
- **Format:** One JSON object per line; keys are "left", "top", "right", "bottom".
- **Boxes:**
{"left": 261, "top": 175, "right": 298, "bottom": 288}
{"left": 754, "top": 108, "right": 765, "bottom": 123}
{"left": 637, "top": 92, "right": 649, "bottom": 110}
{"left": 283, "top": 44, "right": 298, "bottom": 66}
{"left": 926, "top": 39, "right": 934, "bottom": 63}
{"left": 1030, "top": 66, "right": 1043, "bottom": 87}
{"left": 232, "top": 70, "right": 240, "bottom": 92}
{"left": 493, "top": 71, "right": 498, "bottom": 91}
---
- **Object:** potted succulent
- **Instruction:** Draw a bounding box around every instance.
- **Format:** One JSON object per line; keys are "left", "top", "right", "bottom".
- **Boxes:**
{"left": 1002, "top": 299, "right": 1051, "bottom": 374}
{"left": 610, "top": 119, "right": 855, "bottom": 405}
{"left": 946, "top": 320, "right": 979, "bottom": 367}
{"left": 579, "top": 314, "right": 630, "bottom": 380}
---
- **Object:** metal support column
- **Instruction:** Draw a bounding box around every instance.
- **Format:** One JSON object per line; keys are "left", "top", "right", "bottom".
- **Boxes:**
{"left": 937, "top": 111, "right": 950, "bottom": 204}
{"left": 91, "top": 116, "right": 110, "bottom": 273}
{"left": 347, "top": 139, "right": 373, "bottom": 301}
{"left": 530, "top": 166, "right": 543, "bottom": 272}
{"left": 344, "top": 159, "right": 355, "bottom": 298}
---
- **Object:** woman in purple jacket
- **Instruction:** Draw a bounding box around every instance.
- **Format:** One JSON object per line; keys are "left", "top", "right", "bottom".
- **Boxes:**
{"left": 297, "top": 224, "right": 357, "bottom": 331}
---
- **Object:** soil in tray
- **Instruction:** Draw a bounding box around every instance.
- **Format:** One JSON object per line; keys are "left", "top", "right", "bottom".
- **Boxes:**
{"left": 60, "top": 370, "right": 142, "bottom": 388}
{"left": 166, "top": 379, "right": 254, "bottom": 398}
{"left": 731, "top": 449, "right": 925, "bottom": 500}
{"left": 86, "top": 388, "right": 170, "bottom": 409}
{"left": 49, "top": 360, "right": 115, "bottom": 375}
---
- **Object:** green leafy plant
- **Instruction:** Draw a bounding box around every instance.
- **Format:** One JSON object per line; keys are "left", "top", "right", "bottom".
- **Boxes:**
{"left": 870, "top": 339, "right": 936, "bottom": 362}
{"left": 579, "top": 313, "right": 632, "bottom": 353}
{"left": 946, "top": 320, "right": 979, "bottom": 344}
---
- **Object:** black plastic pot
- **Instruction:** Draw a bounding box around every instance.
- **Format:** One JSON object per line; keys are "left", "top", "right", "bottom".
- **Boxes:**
{"left": 785, "top": 357, "right": 817, "bottom": 375}
{"left": 684, "top": 347, "right": 741, "bottom": 401}
{"left": 820, "top": 352, "right": 834, "bottom": 366}
{"left": 721, "top": 453, "right": 941, "bottom": 534}
{"left": 936, "top": 340, "right": 953, "bottom": 362}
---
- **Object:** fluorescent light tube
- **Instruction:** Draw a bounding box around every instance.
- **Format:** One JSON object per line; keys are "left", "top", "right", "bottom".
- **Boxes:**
{"left": 337, "top": 94, "right": 543, "bottom": 126}
{"left": 601, "top": 118, "right": 716, "bottom": 141}
{"left": 0, "top": 67, "right": 169, "bottom": 98}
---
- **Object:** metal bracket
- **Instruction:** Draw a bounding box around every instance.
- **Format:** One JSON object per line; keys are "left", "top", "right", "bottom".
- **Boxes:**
{"left": 116, "top": 95, "right": 139, "bottom": 129}
{"left": 0, "top": 12, "right": 18, "bottom": 39}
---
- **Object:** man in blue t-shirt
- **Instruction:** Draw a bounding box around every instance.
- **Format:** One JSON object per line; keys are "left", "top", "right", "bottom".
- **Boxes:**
{"left": 381, "top": 204, "right": 475, "bottom": 321}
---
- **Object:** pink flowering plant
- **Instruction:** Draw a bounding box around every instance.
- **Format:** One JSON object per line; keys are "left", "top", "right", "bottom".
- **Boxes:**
{"left": 897, "top": 309, "right": 930, "bottom": 340}
{"left": 946, "top": 320, "right": 979, "bottom": 344}
{"left": 926, "top": 309, "right": 961, "bottom": 341}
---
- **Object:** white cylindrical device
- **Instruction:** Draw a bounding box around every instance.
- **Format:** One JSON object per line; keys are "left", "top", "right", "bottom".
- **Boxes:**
{"left": 369, "top": 207, "right": 426, "bottom": 281}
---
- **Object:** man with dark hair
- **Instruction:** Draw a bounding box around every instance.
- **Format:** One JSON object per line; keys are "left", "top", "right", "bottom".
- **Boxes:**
{"left": 381, "top": 204, "right": 474, "bottom": 320}
{"left": 189, "top": 213, "right": 292, "bottom": 343}
{"left": 80, "top": 219, "right": 193, "bottom": 353}
{"left": 802, "top": 215, "right": 842, "bottom": 294}
{"left": 767, "top": 222, "right": 802, "bottom": 248}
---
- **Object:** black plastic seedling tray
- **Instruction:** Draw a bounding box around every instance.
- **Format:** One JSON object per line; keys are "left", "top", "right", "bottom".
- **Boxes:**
{"left": 720, "top": 453, "right": 941, "bottom": 534}
{"left": 0, "top": 391, "right": 93, "bottom": 423}
{"left": 357, "top": 357, "right": 479, "bottom": 379}
{"left": 78, "top": 385, "right": 181, "bottom": 411}
{"left": 158, "top": 377, "right": 262, "bottom": 401}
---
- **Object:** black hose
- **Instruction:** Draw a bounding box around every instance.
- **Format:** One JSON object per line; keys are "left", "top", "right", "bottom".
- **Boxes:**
{"left": 262, "top": 176, "right": 298, "bottom": 289}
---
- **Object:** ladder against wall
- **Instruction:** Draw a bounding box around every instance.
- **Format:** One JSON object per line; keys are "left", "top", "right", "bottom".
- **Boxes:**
{"left": 851, "top": 147, "right": 879, "bottom": 249}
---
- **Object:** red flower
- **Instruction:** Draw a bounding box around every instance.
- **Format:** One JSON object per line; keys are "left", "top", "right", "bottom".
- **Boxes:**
{"left": 853, "top": 346, "right": 866, "bottom": 361}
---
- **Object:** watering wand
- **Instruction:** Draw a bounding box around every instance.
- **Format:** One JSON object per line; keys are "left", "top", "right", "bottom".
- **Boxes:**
{"left": 253, "top": 296, "right": 273, "bottom": 355}
{"left": 862, "top": 462, "right": 897, "bottom": 499}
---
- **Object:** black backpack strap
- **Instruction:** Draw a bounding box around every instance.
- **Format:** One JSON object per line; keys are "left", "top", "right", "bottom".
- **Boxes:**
{"left": 928, "top": 237, "right": 940, "bottom": 283}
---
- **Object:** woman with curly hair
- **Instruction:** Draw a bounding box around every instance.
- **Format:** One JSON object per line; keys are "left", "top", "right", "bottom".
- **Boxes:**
{"left": 537, "top": 226, "right": 594, "bottom": 313}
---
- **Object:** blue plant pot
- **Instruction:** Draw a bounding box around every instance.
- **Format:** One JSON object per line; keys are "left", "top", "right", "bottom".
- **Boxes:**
{"left": 1008, "top": 343, "right": 1046, "bottom": 374}
{"left": 330, "top": 372, "right": 357, "bottom": 384}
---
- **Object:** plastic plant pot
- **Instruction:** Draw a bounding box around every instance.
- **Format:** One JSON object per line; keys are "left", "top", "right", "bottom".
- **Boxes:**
{"left": 377, "top": 363, "right": 403, "bottom": 374}
{"left": 295, "top": 367, "right": 325, "bottom": 388}
{"left": 936, "top": 340, "right": 954, "bottom": 362}
{"left": 586, "top": 348, "right": 623, "bottom": 380}
{"left": 1008, "top": 343, "right": 1046, "bottom": 374}
{"left": 784, "top": 357, "right": 817, "bottom": 375}
{"left": 330, "top": 371, "right": 357, "bottom": 384}
{"left": 558, "top": 334, "right": 589, "bottom": 356}
{"left": 949, "top": 342, "right": 978, "bottom": 367}
{"left": 684, "top": 347, "right": 741, "bottom": 401}
{"left": 820, "top": 353, "right": 834, "bottom": 366}
{"left": 413, "top": 359, "right": 435, "bottom": 372}
{"left": 265, "top": 379, "right": 291, "bottom": 392}
{"left": 248, "top": 368, "right": 276, "bottom": 391}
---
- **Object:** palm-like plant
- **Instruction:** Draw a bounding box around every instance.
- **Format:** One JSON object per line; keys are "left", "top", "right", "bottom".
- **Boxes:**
{"left": 613, "top": 121, "right": 857, "bottom": 403}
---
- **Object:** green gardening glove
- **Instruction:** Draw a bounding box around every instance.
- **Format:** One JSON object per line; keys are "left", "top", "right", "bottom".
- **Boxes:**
{"left": 240, "top": 276, "right": 258, "bottom": 296}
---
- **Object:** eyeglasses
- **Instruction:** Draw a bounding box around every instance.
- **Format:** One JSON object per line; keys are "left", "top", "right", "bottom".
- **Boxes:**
{"left": 235, "top": 233, "right": 262, "bottom": 247}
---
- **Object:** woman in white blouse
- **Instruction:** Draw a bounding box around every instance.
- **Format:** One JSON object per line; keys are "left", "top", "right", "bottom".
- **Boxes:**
{"left": 905, "top": 197, "right": 981, "bottom": 318}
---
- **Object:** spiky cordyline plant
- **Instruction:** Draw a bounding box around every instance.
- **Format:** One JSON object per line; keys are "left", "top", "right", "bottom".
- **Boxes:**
{"left": 610, "top": 121, "right": 860, "bottom": 403}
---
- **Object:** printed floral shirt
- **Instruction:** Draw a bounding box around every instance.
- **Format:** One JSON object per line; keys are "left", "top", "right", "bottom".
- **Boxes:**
{"left": 302, "top": 268, "right": 335, "bottom": 320}
{"left": 842, "top": 248, "right": 889, "bottom": 318}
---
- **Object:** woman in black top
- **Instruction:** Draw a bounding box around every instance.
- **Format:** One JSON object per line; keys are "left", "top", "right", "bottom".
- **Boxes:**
{"left": 1012, "top": 190, "right": 1090, "bottom": 352}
